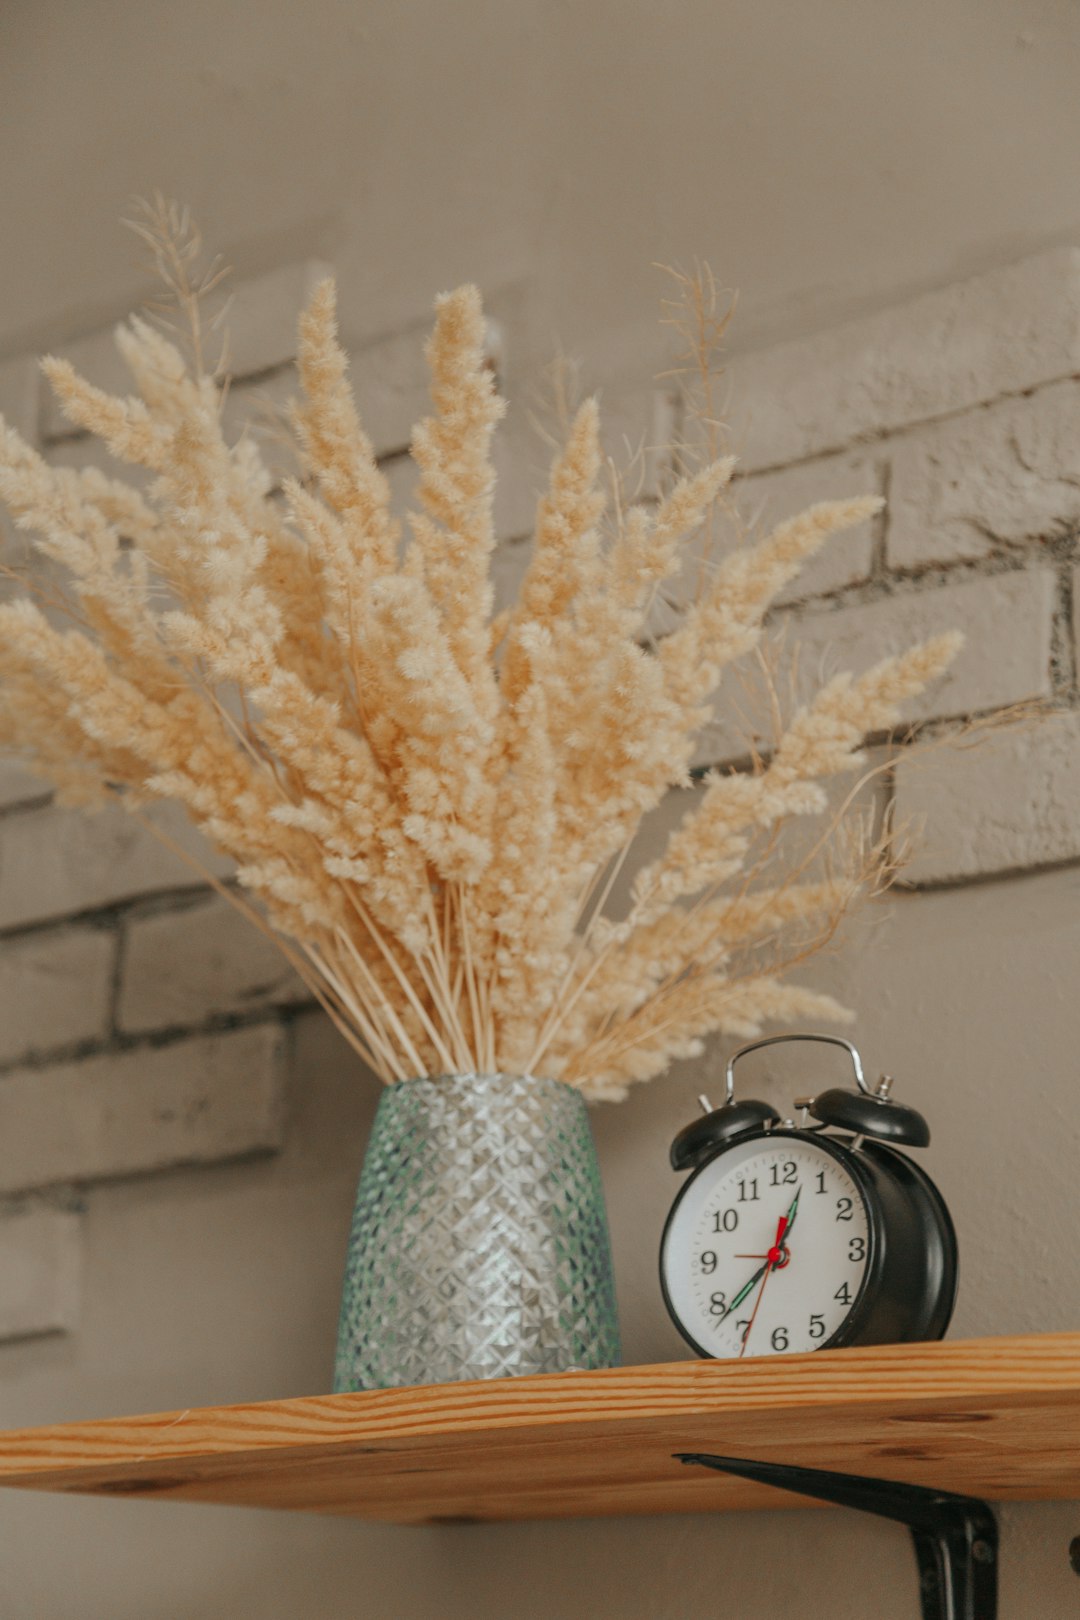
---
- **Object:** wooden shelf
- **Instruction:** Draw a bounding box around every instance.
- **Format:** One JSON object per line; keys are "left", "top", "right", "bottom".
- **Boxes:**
{"left": 0, "top": 1333, "right": 1078, "bottom": 1524}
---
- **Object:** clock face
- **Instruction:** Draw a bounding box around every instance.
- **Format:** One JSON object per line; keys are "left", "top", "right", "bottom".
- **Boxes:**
{"left": 661, "top": 1132, "right": 874, "bottom": 1359}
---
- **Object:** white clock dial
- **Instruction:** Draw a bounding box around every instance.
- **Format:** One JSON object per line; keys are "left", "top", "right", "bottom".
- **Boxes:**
{"left": 661, "top": 1134, "right": 872, "bottom": 1358}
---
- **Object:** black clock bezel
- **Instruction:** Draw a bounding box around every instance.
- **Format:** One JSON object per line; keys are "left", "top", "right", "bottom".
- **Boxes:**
{"left": 658, "top": 1127, "right": 887, "bottom": 1362}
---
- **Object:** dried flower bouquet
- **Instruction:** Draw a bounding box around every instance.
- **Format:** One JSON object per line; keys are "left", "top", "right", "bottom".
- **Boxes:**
{"left": 0, "top": 223, "right": 959, "bottom": 1100}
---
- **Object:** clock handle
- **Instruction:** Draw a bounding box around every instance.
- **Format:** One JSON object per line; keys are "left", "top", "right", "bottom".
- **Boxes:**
{"left": 725, "top": 1032, "right": 870, "bottom": 1102}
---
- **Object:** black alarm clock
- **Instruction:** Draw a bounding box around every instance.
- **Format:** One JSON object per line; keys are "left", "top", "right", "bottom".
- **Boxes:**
{"left": 659, "top": 1033, "right": 958, "bottom": 1360}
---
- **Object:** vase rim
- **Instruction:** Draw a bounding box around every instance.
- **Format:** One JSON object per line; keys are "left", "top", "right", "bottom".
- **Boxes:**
{"left": 388, "top": 1070, "right": 571, "bottom": 1090}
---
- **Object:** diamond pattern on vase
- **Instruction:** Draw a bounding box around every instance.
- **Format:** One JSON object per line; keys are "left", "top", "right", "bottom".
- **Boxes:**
{"left": 333, "top": 1072, "right": 621, "bottom": 1390}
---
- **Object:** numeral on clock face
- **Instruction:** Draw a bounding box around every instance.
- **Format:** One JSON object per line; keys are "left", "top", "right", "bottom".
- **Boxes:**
{"left": 661, "top": 1136, "right": 872, "bottom": 1359}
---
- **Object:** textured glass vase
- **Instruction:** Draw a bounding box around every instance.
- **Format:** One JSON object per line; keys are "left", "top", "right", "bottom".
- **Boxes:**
{"left": 333, "top": 1072, "right": 621, "bottom": 1390}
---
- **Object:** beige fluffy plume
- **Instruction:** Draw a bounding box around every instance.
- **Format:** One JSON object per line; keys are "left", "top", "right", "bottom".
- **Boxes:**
{"left": 0, "top": 213, "right": 962, "bottom": 1100}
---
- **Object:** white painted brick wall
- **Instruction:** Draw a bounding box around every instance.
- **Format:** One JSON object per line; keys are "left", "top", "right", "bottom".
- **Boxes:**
{"left": 0, "top": 800, "right": 232, "bottom": 930}
{"left": 696, "top": 569, "right": 1056, "bottom": 766}
{"left": 888, "top": 380, "right": 1080, "bottom": 568}
{"left": 0, "top": 1023, "right": 286, "bottom": 1195}
{"left": 0, "top": 927, "right": 113, "bottom": 1065}
{"left": 895, "top": 716, "right": 1080, "bottom": 885}
{"left": 0, "top": 1206, "right": 80, "bottom": 1341}
{"left": 725, "top": 246, "right": 1080, "bottom": 472}
{"left": 119, "top": 895, "right": 306, "bottom": 1034}
{"left": 736, "top": 448, "right": 882, "bottom": 603}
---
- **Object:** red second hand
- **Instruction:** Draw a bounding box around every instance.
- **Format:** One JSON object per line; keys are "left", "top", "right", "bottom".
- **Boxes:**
{"left": 738, "top": 1211, "right": 789, "bottom": 1359}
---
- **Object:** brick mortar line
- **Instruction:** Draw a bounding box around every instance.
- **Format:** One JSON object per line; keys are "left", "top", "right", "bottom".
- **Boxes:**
{"left": 870, "top": 455, "right": 891, "bottom": 583}
{"left": 0, "top": 885, "right": 216, "bottom": 946}
{"left": 0, "top": 1187, "right": 84, "bottom": 1220}
{"left": 1050, "top": 562, "right": 1077, "bottom": 699}
{"left": 725, "top": 368, "right": 1080, "bottom": 481}
{"left": 769, "top": 529, "right": 1080, "bottom": 624}
{"left": 0, "top": 791, "right": 53, "bottom": 823}
{"left": 895, "top": 845, "right": 1080, "bottom": 897}
{"left": 691, "top": 707, "right": 1039, "bottom": 782}
{"left": 1057, "top": 560, "right": 1078, "bottom": 704}
{"left": 105, "top": 908, "right": 128, "bottom": 1040}
{"left": 0, "top": 1003, "right": 308, "bottom": 1083}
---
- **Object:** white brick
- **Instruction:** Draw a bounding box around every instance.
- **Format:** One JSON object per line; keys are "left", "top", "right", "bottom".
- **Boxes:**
{"left": 725, "top": 247, "right": 1080, "bottom": 471}
{"left": 695, "top": 569, "right": 1055, "bottom": 766}
{"left": 0, "top": 1023, "right": 286, "bottom": 1194}
{"left": 889, "top": 381, "right": 1080, "bottom": 568}
{"left": 895, "top": 716, "right": 1080, "bottom": 885}
{"left": 738, "top": 450, "right": 881, "bottom": 602}
{"left": 0, "top": 928, "right": 113, "bottom": 1065}
{"left": 0, "top": 354, "right": 40, "bottom": 443}
{"left": 0, "top": 1207, "right": 80, "bottom": 1341}
{"left": 119, "top": 894, "right": 306, "bottom": 1033}
{"left": 224, "top": 260, "right": 330, "bottom": 380}
{"left": 0, "top": 761, "right": 49, "bottom": 811}
{"left": 0, "top": 800, "right": 232, "bottom": 930}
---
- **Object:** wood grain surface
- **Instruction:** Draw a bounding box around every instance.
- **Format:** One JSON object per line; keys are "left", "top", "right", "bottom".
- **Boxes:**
{"left": 0, "top": 1333, "right": 1077, "bottom": 1523}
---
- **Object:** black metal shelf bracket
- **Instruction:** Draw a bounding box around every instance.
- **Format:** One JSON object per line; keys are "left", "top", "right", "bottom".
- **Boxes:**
{"left": 676, "top": 1452, "right": 998, "bottom": 1620}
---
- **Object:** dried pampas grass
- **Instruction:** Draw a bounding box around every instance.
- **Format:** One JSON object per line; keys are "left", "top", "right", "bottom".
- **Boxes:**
{"left": 0, "top": 210, "right": 961, "bottom": 1100}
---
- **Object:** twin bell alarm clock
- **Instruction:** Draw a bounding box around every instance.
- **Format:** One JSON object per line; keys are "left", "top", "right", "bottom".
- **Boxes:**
{"left": 659, "top": 1033, "right": 958, "bottom": 1360}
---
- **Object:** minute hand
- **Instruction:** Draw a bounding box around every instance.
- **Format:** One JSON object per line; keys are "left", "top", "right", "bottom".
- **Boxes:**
{"left": 727, "top": 1262, "right": 768, "bottom": 1316}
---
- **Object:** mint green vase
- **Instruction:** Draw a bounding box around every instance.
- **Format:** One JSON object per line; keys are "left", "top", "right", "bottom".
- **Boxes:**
{"left": 333, "top": 1072, "right": 621, "bottom": 1390}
